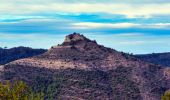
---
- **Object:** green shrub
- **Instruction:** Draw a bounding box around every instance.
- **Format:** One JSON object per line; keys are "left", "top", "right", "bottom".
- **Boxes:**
{"left": 162, "top": 91, "right": 170, "bottom": 100}
{"left": 0, "top": 80, "right": 44, "bottom": 100}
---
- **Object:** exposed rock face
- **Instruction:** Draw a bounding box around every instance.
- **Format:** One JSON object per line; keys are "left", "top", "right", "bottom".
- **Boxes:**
{"left": 62, "top": 33, "right": 91, "bottom": 45}
{"left": 1, "top": 33, "right": 170, "bottom": 100}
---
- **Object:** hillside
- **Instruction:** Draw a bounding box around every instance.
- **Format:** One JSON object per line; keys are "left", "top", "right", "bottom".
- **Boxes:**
{"left": 135, "top": 53, "right": 170, "bottom": 67}
{"left": 1, "top": 33, "right": 170, "bottom": 100}
{"left": 0, "top": 47, "right": 47, "bottom": 65}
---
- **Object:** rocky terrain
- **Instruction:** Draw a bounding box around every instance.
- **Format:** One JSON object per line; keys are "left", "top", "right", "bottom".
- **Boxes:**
{"left": 135, "top": 53, "right": 170, "bottom": 67}
{"left": 1, "top": 33, "right": 170, "bottom": 100}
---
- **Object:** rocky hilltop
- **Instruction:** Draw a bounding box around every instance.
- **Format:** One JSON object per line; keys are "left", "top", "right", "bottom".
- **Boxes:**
{"left": 9, "top": 33, "right": 148, "bottom": 71}
{"left": 1, "top": 33, "right": 170, "bottom": 100}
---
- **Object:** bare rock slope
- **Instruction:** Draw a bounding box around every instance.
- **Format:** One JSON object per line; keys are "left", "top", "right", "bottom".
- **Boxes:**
{"left": 1, "top": 33, "right": 170, "bottom": 100}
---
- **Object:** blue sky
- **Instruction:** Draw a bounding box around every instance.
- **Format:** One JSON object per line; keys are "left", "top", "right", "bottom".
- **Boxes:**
{"left": 0, "top": 0, "right": 170, "bottom": 54}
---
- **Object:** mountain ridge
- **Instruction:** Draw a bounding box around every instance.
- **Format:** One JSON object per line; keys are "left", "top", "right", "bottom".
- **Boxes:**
{"left": 135, "top": 53, "right": 170, "bottom": 67}
{"left": 1, "top": 33, "right": 170, "bottom": 100}
{"left": 9, "top": 33, "right": 149, "bottom": 71}
{"left": 0, "top": 46, "right": 47, "bottom": 65}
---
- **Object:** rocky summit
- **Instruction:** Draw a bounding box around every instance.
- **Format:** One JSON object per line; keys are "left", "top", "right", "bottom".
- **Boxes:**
{"left": 1, "top": 33, "right": 170, "bottom": 100}
{"left": 62, "top": 33, "right": 91, "bottom": 46}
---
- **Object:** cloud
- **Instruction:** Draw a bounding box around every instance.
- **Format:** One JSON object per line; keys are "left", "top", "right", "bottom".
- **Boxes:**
{"left": 119, "top": 40, "right": 165, "bottom": 45}
{"left": 113, "top": 33, "right": 143, "bottom": 36}
{"left": 119, "top": 41, "right": 146, "bottom": 45}
{"left": 150, "top": 23, "right": 170, "bottom": 28}
{"left": 0, "top": 17, "right": 169, "bottom": 35}
{"left": 0, "top": 0, "right": 170, "bottom": 54}
{"left": 72, "top": 22, "right": 170, "bottom": 29}
{"left": 0, "top": 1, "right": 170, "bottom": 18}
{"left": 72, "top": 22, "right": 140, "bottom": 28}
{"left": 1, "top": 0, "right": 169, "bottom": 4}
{"left": 0, "top": 33, "right": 66, "bottom": 48}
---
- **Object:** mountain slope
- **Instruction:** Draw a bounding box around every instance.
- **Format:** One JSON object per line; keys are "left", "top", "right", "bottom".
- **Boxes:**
{"left": 1, "top": 33, "right": 170, "bottom": 100}
{"left": 0, "top": 46, "right": 47, "bottom": 65}
{"left": 9, "top": 33, "right": 147, "bottom": 71}
{"left": 135, "top": 53, "right": 170, "bottom": 67}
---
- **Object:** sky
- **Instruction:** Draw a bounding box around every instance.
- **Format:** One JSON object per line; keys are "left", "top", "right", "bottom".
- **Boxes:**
{"left": 0, "top": 0, "right": 170, "bottom": 54}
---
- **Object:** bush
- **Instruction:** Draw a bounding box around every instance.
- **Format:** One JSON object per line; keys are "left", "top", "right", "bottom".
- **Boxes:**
{"left": 0, "top": 80, "right": 44, "bottom": 100}
{"left": 162, "top": 91, "right": 170, "bottom": 100}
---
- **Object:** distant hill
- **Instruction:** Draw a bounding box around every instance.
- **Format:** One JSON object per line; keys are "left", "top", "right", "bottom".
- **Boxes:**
{"left": 0, "top": 33, "right": 170, "bottom": 100}
{"left": 0, "top": 47, "right": 47, "bottom": 65}
{"left": 135, "top": 53, "right": 170, "bottom": 67}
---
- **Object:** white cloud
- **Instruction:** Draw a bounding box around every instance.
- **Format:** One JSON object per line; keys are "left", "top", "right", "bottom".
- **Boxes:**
{"left": 72, "top": 22, "right": 140, "bottom": 28}
{"left": 72, "top": 22, "right": 170, "bottom": 29}
{"left": 0, "top": 33, "right": 66, "bottom": 48}
{"left": 149, "top": 23, "right": 170, "bottom": 28}
{"left": 119, "top": 40, "right": 165, "bottom": 45}
{"left": 0, "top": 1, "right": 170, "bottom": 18}
{"left": 119, "top": 41, "right": 146, "bottom": 45}
{"left": 113, "top": 33, "right": 144, "bottom": 36}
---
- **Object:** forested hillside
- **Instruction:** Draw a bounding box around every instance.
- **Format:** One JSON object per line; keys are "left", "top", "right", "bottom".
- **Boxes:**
{"left": 0, "top": 47, "right": 46, "bottom": 65}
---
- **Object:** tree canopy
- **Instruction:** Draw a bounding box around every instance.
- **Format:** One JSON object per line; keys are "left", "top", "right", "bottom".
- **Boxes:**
{"left": 0, "top": 81, "right": 44, "bottom": 100}
{"left": 162, "top": 90, "right": 170, "bottom": 100}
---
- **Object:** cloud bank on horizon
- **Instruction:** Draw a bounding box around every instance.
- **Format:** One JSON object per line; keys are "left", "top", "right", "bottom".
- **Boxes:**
{"left": 0, "top": 0, "right": 170, "bottom": 54}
